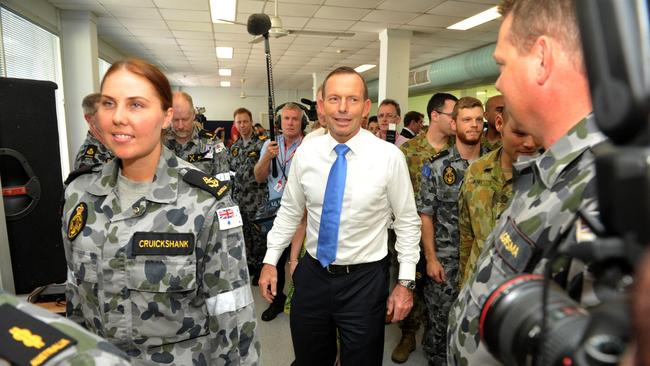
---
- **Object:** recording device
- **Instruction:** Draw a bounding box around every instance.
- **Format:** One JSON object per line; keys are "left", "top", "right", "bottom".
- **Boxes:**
{"left": 386, "top": 123, "right": 397, "bottom": 144}
{"left": 300, "top": 98, "right": 318, "bottom": 121}
{"left": 479, "top": 1, "right": 649, "bottom": 365}
{"left": 247, "top": 13, "right": 279, "bottom": 178}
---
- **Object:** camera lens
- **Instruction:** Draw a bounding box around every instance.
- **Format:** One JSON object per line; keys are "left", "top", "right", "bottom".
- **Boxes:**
{"left": 480, "top": 274, "right": 590, "bottom": 366}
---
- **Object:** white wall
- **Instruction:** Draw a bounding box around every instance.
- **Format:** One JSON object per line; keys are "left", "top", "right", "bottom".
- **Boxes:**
{"left": 176, "top": 86, "right": 312, "bottom": 128}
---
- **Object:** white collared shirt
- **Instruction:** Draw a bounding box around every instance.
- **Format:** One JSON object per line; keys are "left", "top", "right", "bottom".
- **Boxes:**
{"left": 264, "top": 128, "right": 421, "bottom": 280}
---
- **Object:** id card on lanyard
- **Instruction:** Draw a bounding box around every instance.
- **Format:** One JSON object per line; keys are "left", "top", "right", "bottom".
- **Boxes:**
{"left": 275, "top": 136, "right": 301, "bottom": 192}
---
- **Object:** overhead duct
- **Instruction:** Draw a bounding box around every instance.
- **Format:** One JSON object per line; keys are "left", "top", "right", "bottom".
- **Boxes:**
{"left": 367, "top": 43, "right": 499, "bottom": 100}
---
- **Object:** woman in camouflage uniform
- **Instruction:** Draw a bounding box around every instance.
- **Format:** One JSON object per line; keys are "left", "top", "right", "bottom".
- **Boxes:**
{"left": 61, "top": 59, "right": 259, "bottom": 365}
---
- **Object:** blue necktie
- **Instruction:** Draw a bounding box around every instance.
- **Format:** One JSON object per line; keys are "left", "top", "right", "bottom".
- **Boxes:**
{"left": 317, "top": 144, "right": 350, "bottom": 267}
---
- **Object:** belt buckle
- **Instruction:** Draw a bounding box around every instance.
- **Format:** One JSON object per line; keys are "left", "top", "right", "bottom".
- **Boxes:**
{"left": 325, "top": 264, "right": 350, "bottom": 274}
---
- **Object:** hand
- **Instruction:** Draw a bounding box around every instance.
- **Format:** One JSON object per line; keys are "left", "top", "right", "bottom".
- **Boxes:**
{"left": 386, "top": 284, "right": 413, "bottom": 323}
{"left": 258, "top": 264, "right": 278, "bottom": 303}
{"left": 266, "top": 141, "right": 279, "bottom": 159}
{"left": 427, "top": 257, "right": 446, "bottom": 283}
{"left": 289, "top": 260, "right": 298, "bottom": 276}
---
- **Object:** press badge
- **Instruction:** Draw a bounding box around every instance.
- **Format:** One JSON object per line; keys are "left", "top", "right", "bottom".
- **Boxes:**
{"left": 215, "top": 172, "right": 231, "bottom": 181}
{"left": 217, "top": 206, "right": 243, "bottom": 230}
{"left": 274, "top": 180, "right": 283, "bottom": 192}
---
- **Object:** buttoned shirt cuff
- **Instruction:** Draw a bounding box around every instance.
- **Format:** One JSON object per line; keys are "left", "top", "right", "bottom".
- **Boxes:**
{"left": 263, "top": 248, "right": 285, "bottom": 266}
{"left": 398, "top": 262, "right": 416, "bottom": 281}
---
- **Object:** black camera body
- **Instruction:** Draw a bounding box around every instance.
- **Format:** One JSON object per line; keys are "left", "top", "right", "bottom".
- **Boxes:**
{"left": 480, "top": 1, "right": 650, "bottom": 365}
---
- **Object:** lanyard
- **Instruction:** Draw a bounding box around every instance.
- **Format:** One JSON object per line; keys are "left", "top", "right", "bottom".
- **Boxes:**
{"left": 278, "top": 136, "right": 302, "bottom": 180}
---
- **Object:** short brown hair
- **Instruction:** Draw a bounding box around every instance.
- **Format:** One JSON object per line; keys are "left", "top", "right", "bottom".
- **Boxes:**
{"left": 174, "top": 91, "right": 194, "bottom": 111}
{"left": 452, "top": 97, "right": 483, "bottom": 120}
{"left": 322, "top": 66, "right": 369, "bottom": 101}
{"left": 82, "top": 93, "right": 101, "bottom": 115}
{"left": 499, "top": 0, "right": 583, "bottom": 68}
{"left": 233, "top": 107, "right": 252, "bottom": 120}
{"left": 379, "top": 99, "right": 401, "bottom": 117}
{"left": 101, "top": 58, "right": 172, "bottom": 111}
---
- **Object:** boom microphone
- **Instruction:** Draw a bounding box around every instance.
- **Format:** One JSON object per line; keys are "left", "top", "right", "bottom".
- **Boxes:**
{"left": 247, "top": 13, "right": 272, "bottom": 36}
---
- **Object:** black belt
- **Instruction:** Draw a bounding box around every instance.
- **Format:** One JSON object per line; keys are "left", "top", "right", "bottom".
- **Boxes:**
{"left": 306, "top": 253, "right": 386, "bottom": 275}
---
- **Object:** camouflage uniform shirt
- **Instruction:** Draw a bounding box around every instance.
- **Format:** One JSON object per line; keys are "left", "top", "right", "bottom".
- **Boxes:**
{"left": 458, "top": 147, "right": 513, "bottom": 289}
{"left": 228, "top": 135, "right": 269, "bottom": 214}
{"left": 165, "top": 126, "right": 229, "bottom": 176}
{"left": 480, "top": 134, "right": 502, "bottom": 153}
{"left": 62, "top": 146, "right": 260, "bottom": 365}
{"left": 73, "top": 132, "right": 114, "bottom": 170}
{"left": 417, "top": 144, "right": 486, "bottom": 260}
{"left": 0, "top": 291, "right": 131, "bottom": 366}
{"left": 399, "top": 133, "right": 451, "bottom": 198}
{"left": 447, "top": 116, "right": 606, "bottom": 365}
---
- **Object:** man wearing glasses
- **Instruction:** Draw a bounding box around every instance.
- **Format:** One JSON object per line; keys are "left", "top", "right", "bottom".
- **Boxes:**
{"left": 376, "top": 99, "right": 409, "bottom": 146}
{"left": 481, "top": 95, "right": 505, "bottom": 151}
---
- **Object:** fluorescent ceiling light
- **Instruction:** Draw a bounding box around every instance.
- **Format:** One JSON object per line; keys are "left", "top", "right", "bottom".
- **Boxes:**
{"left": 221, "top": 81, "right": 231, "bottom": 87}
{"left": 354, "top": 64, "right": 376, "bottom": 73}
{"left": 216, "top": 47, "right": 233, "bottom": 59}
{"left": 210, "top": 0, "right": 237, "bottom": 24}
{"left": 447, "top": 6, "right": 501, "bottom": 31}
{"left": 219, "top": 68, "right": 232, "bottom": 76}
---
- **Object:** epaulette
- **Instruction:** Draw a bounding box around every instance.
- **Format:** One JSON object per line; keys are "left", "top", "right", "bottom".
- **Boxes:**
{"left": 64, "top": 163, "right": 101, "bottom": 185}
{"left": 199, "top": 129, "right": 216, "bottom": 140}
{"left": 182, "top": 169, "right": 229, "bottom": 199}
{"left": 428, "top": 149, "right": 449, "bottom": 163}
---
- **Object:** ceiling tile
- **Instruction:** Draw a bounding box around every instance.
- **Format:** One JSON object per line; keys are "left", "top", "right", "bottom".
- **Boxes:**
{"left": 427, "top": 1, "right": 493, "bottom": 17}
{"left": 276, "top": 3, "right": 319, "bottom": 17}
{"left": 100, "top": 0, "right": 155, "bottom": 6}
{"left": 119, "top": 18, "right": 168, "bottom": 29}
{"left": 378, "top": 0, "right": 444, "bottom": 13}
{"left": 362, "top": 10, "right": 419, "bottom": 23}
{"left": 129, "top": 27, "right": 174, "bottom": 37}
{"left": 153, "top": 0, "right": 209, "bottom": 10}
{"left": 304, "top": 18, "right": 354, "bottom": 31}
{"left": 104, "top": 6, "right": 162, "bottom": 19}
{"left": 313, "top": 6, "right": 370, "bottom": 20}
{"left": 323, "top": 0, "right": 382, "bottom": 9}
{"left": 238, "top": 0, "right": 266, "bottom": 13}
{"left": 167, "top": 21, "right": 213, "bottom": 32}
{"left": 348, "top": 21, "right": 390, "bottom": 33}
{"left": 159, "top": 9, "right": 211, "bottom": 22}
{"left": 213, "top": 24, "right": 246, "bottom": 34}
{"left": 172, "top": 30, "right": 214, "bottom": 40}
{"left": 408, "top": 13, "right": 461, "bottom": 28}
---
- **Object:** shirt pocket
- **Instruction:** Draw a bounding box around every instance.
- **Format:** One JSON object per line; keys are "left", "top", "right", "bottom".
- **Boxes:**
{"left": 69, "top": 248, "right": 104, "bottom": 334}
{"left": 125, "top": 255, "right": 208, "bottom": 342}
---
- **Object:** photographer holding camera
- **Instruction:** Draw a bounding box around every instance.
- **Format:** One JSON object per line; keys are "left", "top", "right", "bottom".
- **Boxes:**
{"left": 447, "top": 0, "right": 608, "bottom": 364}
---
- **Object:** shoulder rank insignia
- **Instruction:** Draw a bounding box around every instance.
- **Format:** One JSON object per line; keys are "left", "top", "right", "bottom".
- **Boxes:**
{"left": 187, "top": 152, "right": 207, "bottom": 162}
{"left": 0, "top": 304, "right": 77, "bottom": 366}
{"left": 248, "top": 150, "right": 258, "bottom": 158}
{"left": 199, "top": 129, "right": 216, "bottom": 140}
{"left": 443, "top": 165, "right": 457, "bottom": 185}
{"left": 83, "top": 145, "right": 97, "bottom": 159}
{"left": 231, "top": 147, "right": 239, "bottom": 157}
{"left": 64, "top": 164, "right": 101, "bottom": 185}
{"left": 67, "top": 202, "right": 87, "bottom": 240}
{"left": 258, "top": 135, "right": 268, "bottom": 141}
{"left": 183, "top": 170, "right": 230, "bottom": 199}
{"left": 429, "top": 149, "right": 449, "bottom": 163}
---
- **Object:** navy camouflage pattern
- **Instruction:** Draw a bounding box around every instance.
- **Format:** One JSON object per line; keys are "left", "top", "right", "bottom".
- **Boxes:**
{"left": 164, "top": 126, "right": 229, "bottom": 176}
{"left": 73, "top": 132, "right": 114, "bottom": 170}
{"left": 62, "top": 146, "right": 260, "bottom": 365}
{"left": 448, "top": 116, "right": 607, "bottom": 365}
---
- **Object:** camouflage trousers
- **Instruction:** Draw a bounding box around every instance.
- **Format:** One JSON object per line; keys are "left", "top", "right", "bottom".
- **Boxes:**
{"left": 423, "top": 256, "right": 459, "bottom": 366}
{"left": 388, "top": 229, "right": 425, "bottom": 334}
{"left": 242, "top": 211, "right": 266, "bottom": 276}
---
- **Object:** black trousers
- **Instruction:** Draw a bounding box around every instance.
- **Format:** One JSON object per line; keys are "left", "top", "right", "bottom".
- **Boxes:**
{"left": 290, "top": 255, "right": 389, "bottom": 366}
{"left": 274, "top": 246, "right": 290, "bottom": 302}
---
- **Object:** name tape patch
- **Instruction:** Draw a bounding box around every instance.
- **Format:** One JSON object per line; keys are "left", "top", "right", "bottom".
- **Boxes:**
{"left": 132, "top": 232, "right": 195, "bottom": 256}
{"left": 0, "top": 304, "right": 77, "bottom": 366}
{"left": 494, "top": 218, "right": 536, "bottom": 272}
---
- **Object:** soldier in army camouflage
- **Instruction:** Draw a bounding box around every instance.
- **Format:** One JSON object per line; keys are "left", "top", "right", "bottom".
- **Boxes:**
{"left": 479, "top": 95, "right": 504, "bottom": 152}
{"left": 62, "top": 59, "right": 259, "bottom": 365}
{"left": 228, "top": 107, "right": 269, "bottom": 282}
{"left": 416, "top": 96, "right": 486, "bottom": 365}
{"left": 448, "top": 1, "right": 607, "bottom": 364}
{"left": 389, "top": 92, "right": 457, "bottom": 364}
{"left": 164, "top": 91, "right": 229, "bottom": 176}
{"left": 0, "top": 291, "right": 132, "bottom": 366}
{"left": 457, "top": 108, "right": 540, "bottom": 289}
{"left": 73, "top": 93, "right": 114, "bottom": 169}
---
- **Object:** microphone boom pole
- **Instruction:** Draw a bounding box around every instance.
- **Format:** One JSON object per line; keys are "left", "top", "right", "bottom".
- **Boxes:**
{"left": 263, "top": 33, "right": 279, "bottom": 178}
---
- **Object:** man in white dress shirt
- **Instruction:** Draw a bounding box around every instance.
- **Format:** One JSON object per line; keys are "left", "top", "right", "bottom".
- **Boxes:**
{"left": 258, "top": 66, "right": 421, "bottom": 366}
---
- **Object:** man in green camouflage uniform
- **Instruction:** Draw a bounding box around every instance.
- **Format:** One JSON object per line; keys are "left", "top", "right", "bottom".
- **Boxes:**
{"left": 390, "top": 92, "right": 457, "bottom": 363}
{"left": 165, "top": 92, "right": 229, "bottom": 176}
{"left": 417, "top": 97, "right": 486, "bottom": 365}
{"left": 0, "top": 291, "right": 132, "bottom": 366}
{"left": 62, "top": 146, "right": 260, "bottom": 365}
{"left": 457, "top": 109, "right": 540, "bottom": 289}
{"left": 228, "top": 107, "right": 269, "bottom": 282}
{"left": 74, "top": 93, "right": 114, "bottom": 169}
{"left": 447, "top": 1, "right": 607, "bottom": 364}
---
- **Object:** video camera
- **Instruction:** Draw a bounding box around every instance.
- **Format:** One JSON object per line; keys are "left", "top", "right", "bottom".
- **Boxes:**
{"left": 479, "top": 1, "right": 650, "bottom": 365}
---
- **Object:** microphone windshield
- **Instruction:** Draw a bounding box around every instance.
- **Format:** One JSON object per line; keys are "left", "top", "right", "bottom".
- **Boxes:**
{"left": 247, "top": 13, "right": 271, "bottom": 36}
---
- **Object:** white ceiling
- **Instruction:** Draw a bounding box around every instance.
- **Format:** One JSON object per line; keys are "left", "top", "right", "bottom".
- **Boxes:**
{"left": 48, "top": 0, "right": 501, "bottom": 90}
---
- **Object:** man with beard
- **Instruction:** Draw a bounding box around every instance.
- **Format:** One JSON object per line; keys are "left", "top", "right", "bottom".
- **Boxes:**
{"left": 416, "top": 96, "right": 487, "bottom": 365}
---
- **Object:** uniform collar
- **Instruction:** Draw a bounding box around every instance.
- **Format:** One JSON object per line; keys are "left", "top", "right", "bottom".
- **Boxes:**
{"left": 86, "top": 146, "right": 179, "bottom": 204}
{"left": 532, "top": 115, "right": 606, "bottom": 188}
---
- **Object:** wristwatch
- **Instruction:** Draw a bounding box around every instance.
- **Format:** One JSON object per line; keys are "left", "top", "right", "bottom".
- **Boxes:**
{"left": 397, "top": 279, "right": 416, "bottom": 290}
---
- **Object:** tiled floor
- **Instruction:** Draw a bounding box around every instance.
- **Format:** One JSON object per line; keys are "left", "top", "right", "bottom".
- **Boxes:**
{"left": 253, "top": 287, "right": 428, "bottom": 366}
